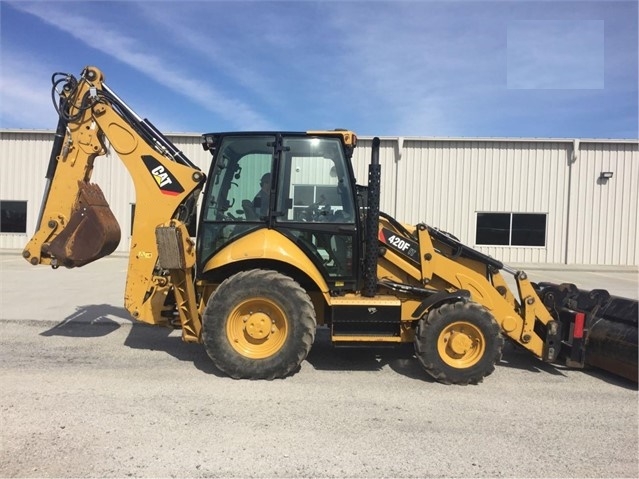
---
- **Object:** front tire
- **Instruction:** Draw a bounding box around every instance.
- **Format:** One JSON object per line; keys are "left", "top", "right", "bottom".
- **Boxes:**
{"left": 202, "top": 269, "right": 316, "bottom": 379}
{"left": 414, "top": 301, "right": 504, "bottom": 385}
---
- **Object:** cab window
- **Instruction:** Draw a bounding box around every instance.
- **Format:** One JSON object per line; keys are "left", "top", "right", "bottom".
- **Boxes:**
{"left": 199, "top": 136, "right": 274, "bottom": 262}
{"left": 276, "top": 137, "right": 355, "bottom": 224}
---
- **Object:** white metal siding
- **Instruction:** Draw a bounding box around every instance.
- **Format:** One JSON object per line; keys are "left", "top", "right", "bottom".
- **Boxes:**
{"left": 1, "top": 131, "right": 637, "bottom": 266}
{"left": 351, "top": 139, "right": 397, "bottom": 216}
{"left": 465, "top": 141, "right": 570, "bottom": 265}
{"left": 353, "top": 139, "right": 571, "bottom": 264}
{"left": 0, "top": 132, "right": 53, "bottom": 250}
{"left": 567, "top": 142, "right": 639, "bottom": 266}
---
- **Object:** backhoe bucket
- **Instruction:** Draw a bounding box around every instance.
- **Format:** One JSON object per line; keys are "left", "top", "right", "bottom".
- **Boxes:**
{"left": 45, "top": 182, "right": 121, "bottom": 267}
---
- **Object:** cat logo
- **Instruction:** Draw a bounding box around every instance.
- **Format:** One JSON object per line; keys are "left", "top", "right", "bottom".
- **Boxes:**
{"left": 142, "top": 155, "right": 184, "bottom": 196}
{"left": 151, "top": 165, "right": 173, "bottom": 187}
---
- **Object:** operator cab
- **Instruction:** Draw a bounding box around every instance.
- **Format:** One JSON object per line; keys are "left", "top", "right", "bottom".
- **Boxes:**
{"left": 198, "top": 131, "right": 361, "bottom": 291}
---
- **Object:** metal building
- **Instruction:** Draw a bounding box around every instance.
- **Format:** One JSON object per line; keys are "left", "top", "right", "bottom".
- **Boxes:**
{"left": 1, "top": 130, "right": 637, "bottom": 267}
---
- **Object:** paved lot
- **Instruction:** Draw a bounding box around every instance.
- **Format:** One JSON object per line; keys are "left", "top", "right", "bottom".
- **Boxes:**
{"left": 508, "top": 263, "right": 639, "bottom": 300}
{"left": 1, "top": 254, "right": 637, "bottom": 478}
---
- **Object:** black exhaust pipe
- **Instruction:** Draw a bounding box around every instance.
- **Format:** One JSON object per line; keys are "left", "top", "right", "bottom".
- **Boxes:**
{"left": 363, "top": 137, "right": 381, "bottom": 297}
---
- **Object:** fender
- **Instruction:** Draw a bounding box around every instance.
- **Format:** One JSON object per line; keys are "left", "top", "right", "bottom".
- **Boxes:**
{"left": 201, "top": 228, "right": 330, "bottom": 299}
{"left": 411, "top": 290, "right": 471, "bottom": 318}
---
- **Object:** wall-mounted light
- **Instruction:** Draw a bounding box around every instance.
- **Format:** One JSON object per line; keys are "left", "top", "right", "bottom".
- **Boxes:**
{"left": 599, "top": 171, "right": 614, "bottom": 180}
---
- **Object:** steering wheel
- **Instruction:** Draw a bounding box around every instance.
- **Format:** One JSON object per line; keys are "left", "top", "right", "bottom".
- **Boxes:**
{"left": 301, "top": 202, "right": 333, "bottom": 222}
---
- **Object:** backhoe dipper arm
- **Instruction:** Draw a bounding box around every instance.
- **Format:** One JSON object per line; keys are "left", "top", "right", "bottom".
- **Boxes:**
{"left": 23, "top": 66, "right": 206, "bottom": 333}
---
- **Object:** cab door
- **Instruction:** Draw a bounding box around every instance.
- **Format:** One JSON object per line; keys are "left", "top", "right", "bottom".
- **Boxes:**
{"left": 197, "top": 135, "right": 275, "bottom": 268}
{"left": 273, "top": 136, "right": 359, "bottom": 292}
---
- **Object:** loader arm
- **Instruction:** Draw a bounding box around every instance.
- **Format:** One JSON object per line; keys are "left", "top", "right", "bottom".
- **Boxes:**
{"left": 377, "top": 215, "right": 560, "bottom": 362}
{"left": 23, "top": 67, "right": 206, "bottom": 338}
{"left": 417, "top": 223, "right": 560, "bottom": 360}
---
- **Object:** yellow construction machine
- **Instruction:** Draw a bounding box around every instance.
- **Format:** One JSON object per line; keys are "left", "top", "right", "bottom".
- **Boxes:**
{"left": 23, "top": 67, "right": 637, "bottom": 384}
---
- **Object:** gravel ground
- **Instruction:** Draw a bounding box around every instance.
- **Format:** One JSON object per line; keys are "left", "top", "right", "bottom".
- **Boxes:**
{"left": 1, "top": 254, "right": 637, "bottom": 478}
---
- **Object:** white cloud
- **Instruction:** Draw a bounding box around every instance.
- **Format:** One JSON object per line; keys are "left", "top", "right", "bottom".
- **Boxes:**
{"left": 322, "top": 3, "right": 497, "bottom": 135}
{"left": 0, "top": 52, "right": 58, "bottom": 129}
{"left": 131, "top": 2, "right": 281, "bottom": 108}
{"left": 3, "top": 1, "right": 635, "bottom": 138}
{"left": 8, "top": 1, "right": 275, "bottom": 130}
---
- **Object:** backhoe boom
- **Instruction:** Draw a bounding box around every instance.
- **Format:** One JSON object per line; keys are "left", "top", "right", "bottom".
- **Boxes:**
{"left": 23, "top": 67, "right": 205, "bottom": 337}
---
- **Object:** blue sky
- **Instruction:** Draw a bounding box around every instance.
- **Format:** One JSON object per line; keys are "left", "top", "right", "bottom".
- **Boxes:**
{"left": 1, "top": 0, "right": 637, "bottom": 138}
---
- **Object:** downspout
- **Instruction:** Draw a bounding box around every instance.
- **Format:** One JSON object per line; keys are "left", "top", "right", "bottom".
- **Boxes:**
{"left": 395, "top": 137, "right": 404, "bottom": 218}
{"left": 564, "top": 139, "right": 579, "bottom": 265}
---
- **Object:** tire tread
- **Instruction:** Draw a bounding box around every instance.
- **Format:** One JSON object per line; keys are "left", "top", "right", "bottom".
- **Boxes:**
{"left": 414, "top": 301, "right": 504, "bottom": 385}
{"left": 202, "top": 269, "right": 316, "bottom": 380}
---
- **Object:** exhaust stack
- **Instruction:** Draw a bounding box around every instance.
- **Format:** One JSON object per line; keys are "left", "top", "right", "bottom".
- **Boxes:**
{"left": 363, "top": 137, "right": 381, "bottom": 297}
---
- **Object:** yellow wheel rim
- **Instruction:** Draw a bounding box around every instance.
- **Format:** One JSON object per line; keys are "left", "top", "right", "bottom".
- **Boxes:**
{"left": 437, "top": 321, "right": 485, "bottom": 368}
{"left": 226, "top": 298, "right": 288, "bottom": 359}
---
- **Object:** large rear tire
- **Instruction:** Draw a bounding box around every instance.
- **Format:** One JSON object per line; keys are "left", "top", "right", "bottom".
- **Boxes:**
{"left": 202, "top": 269, "right": 316, "bottom": 379}
{"left": 414, "top": 301, "right": 504, "bottom": 385}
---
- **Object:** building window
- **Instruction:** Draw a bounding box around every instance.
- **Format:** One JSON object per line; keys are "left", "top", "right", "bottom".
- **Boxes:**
{"left": 1, "top": 200, "right": 27, "bottom": 233}
{"left": 476, "top": 212, "right": 546, "bottom": 247}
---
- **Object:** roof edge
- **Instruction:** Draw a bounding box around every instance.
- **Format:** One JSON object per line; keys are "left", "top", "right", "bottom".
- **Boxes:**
{"left": 1, "top": 128, "right": 637, "bottom": 144}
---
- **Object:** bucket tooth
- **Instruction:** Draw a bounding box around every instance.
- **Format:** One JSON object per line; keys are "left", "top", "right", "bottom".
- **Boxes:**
{"left": 46, "top": 182, "right": 121, "bottom": 267}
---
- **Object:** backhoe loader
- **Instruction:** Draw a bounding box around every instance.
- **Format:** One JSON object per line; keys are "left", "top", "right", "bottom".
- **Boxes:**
{"left": 23, "top": 66, "right": 638, "bottom": 384}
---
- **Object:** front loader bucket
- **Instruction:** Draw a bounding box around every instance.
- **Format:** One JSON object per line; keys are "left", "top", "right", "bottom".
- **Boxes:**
{"left": 45, "top": 182, "right": 121, "bottom": 267}
{"left": 586, "top": 296, "right": 638, "bottom": 382}
{"left": 535, "top": 282, "right": 638, "bottom": 382}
